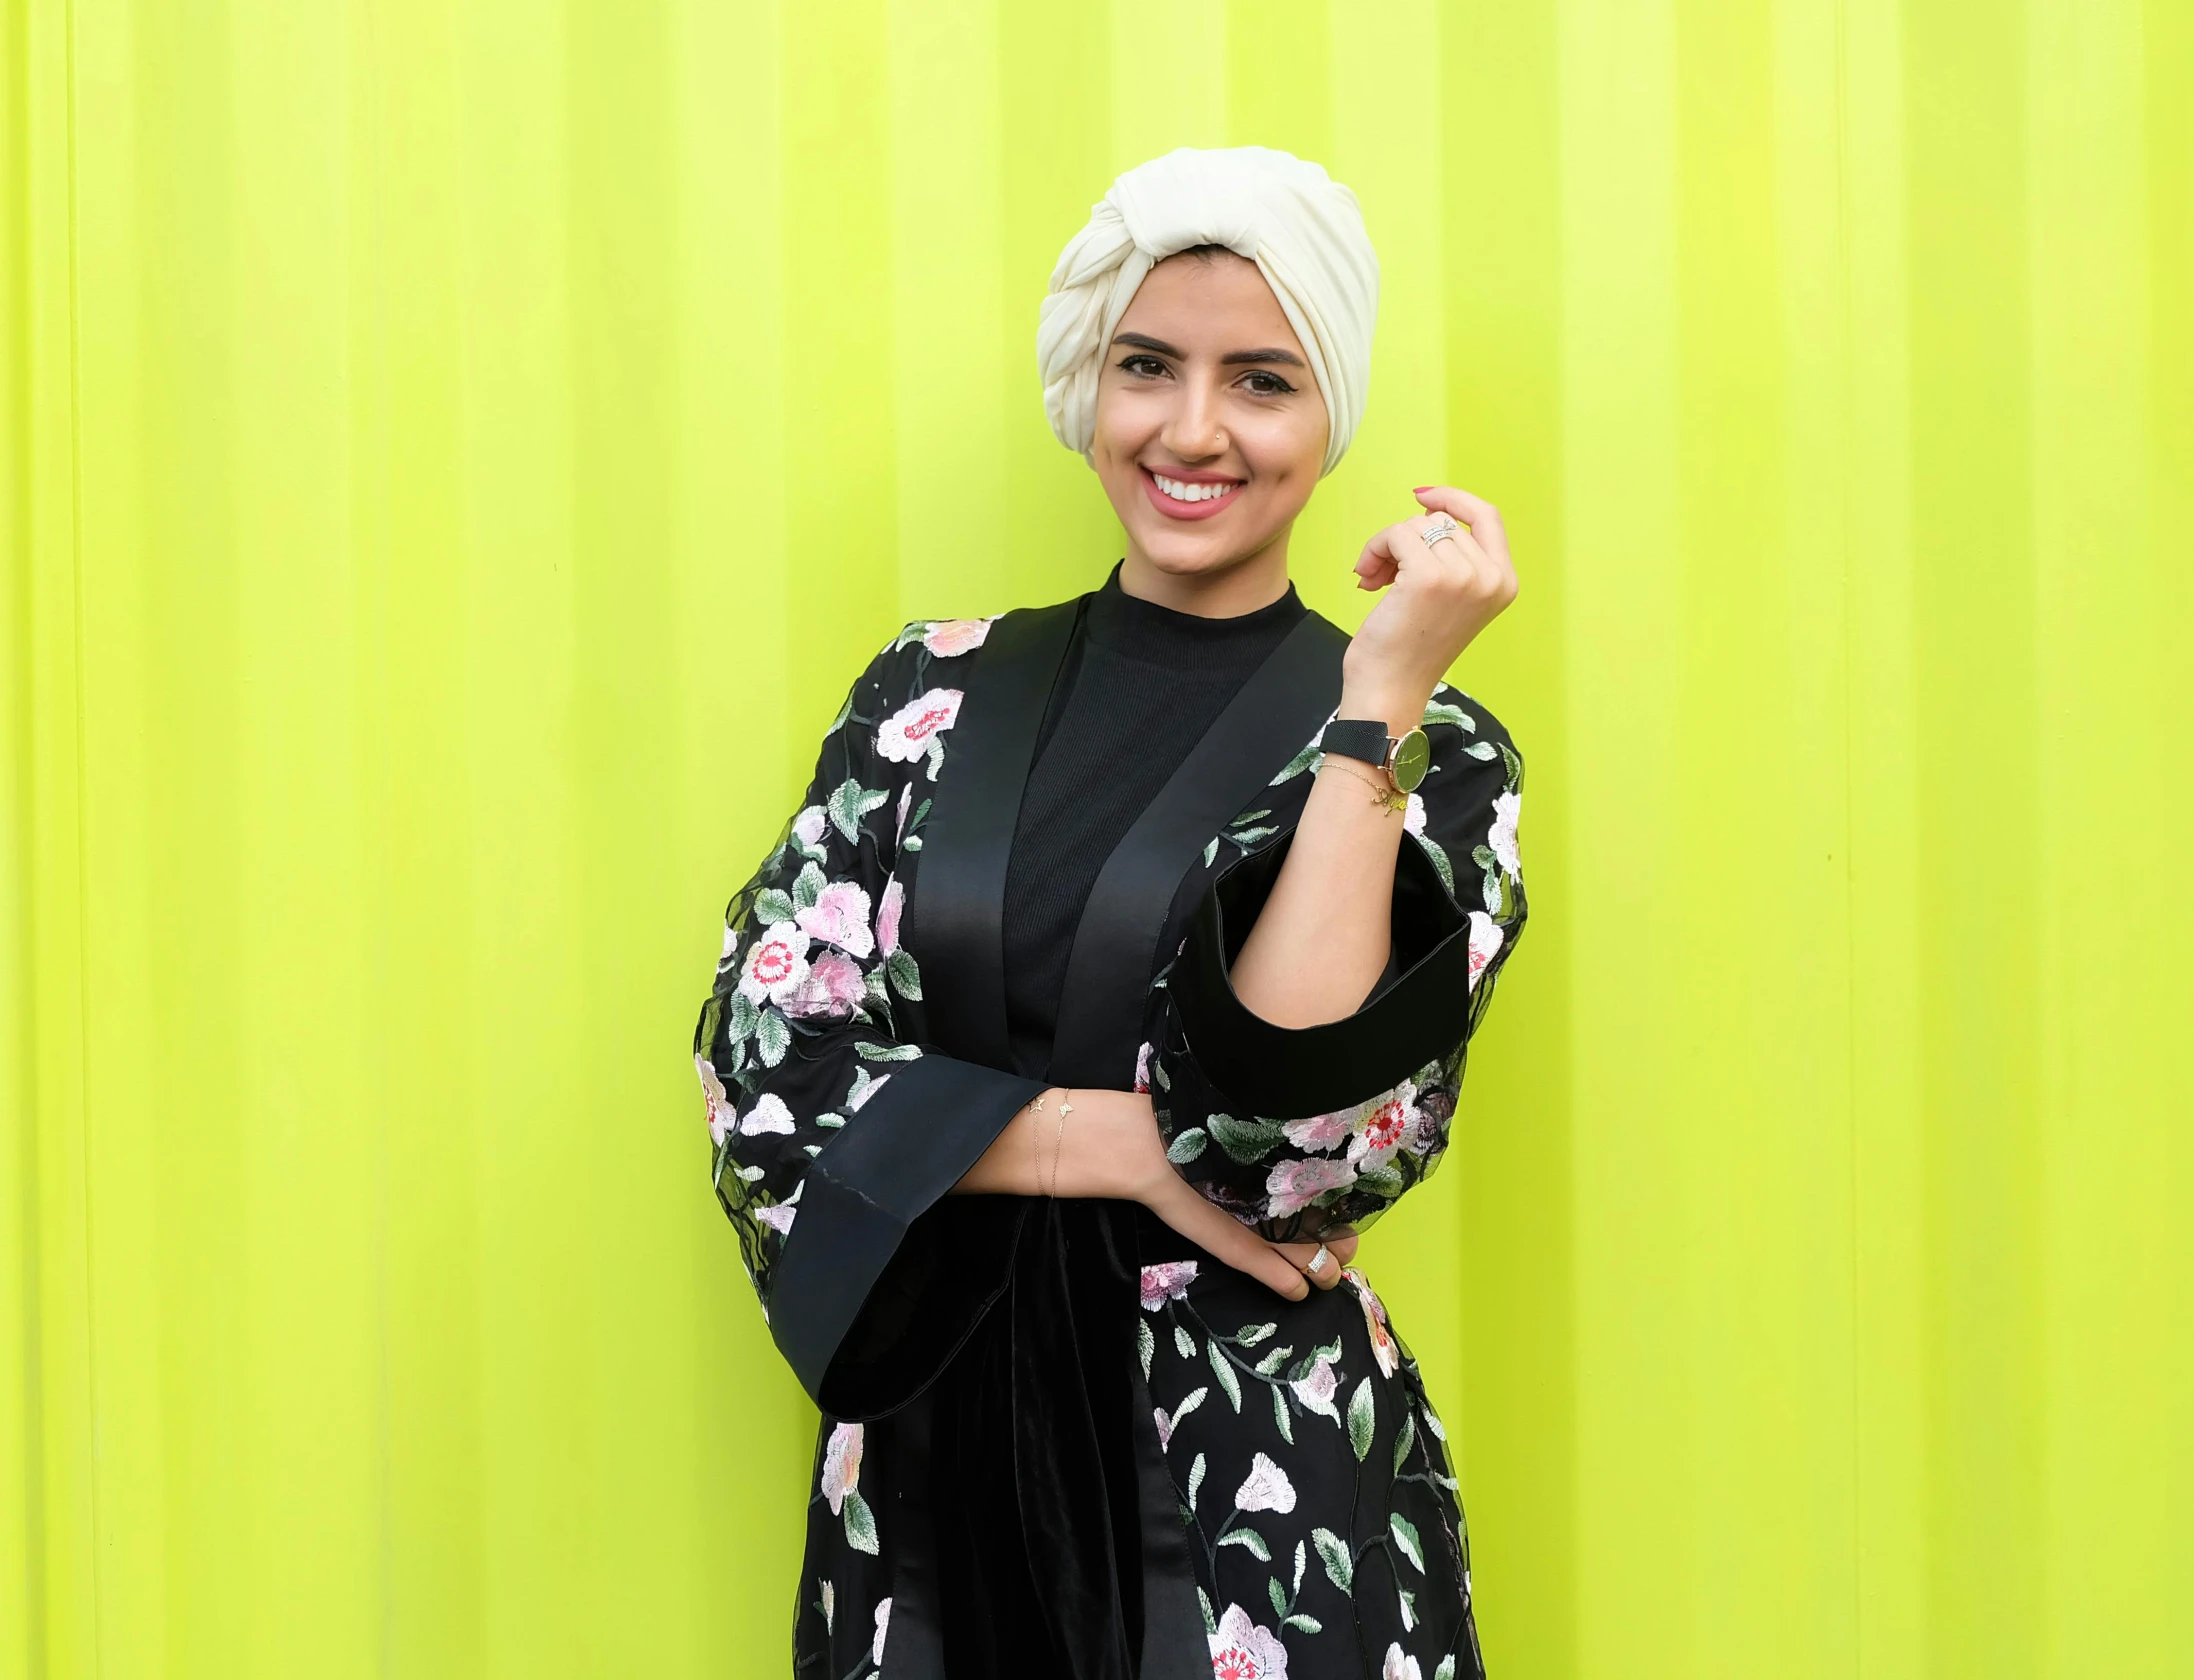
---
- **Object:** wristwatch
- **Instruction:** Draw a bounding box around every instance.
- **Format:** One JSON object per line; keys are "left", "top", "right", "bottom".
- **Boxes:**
{"left": 1322, "top": 718, "right": 1431, "bottom": 795}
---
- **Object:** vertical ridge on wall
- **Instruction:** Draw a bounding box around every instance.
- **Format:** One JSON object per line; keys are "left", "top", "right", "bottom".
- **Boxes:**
{"left": 9, "top": 2, "right": 2193, "bottom": 1676}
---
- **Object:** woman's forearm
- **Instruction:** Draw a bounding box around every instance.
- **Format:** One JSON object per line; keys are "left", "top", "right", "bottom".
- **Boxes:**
{"left": 1227, "top": 679, "right": 1429, "bottom": 1028}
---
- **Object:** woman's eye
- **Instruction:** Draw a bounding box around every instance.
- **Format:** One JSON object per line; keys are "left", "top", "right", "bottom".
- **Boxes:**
{"left": 1118, "top": 355, "right": 1169, "bottom": 378}
{"left": 1242, "top": 371, "right": 1297, "bottom": 396}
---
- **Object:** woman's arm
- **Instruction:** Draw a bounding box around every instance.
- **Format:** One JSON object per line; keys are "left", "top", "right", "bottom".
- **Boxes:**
{"left": 1228, "top": 485, "right": 1517, "bottom": 1027}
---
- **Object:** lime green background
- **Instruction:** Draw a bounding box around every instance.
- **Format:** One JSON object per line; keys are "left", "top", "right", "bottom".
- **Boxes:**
{"left": 7, "top": 0, "right": 2191, "bottom": 1675}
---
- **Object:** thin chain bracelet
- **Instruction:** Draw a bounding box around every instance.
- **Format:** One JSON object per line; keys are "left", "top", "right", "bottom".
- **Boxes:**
{"left": 1023, "top": 1090, "right": 1049, "bottom": 1192}
{"left": 1319, "top": 754, "right": 1406, "bottom": 815}
{"left": 1047, "top": 1089, "right": 1076, "bottom": 1198}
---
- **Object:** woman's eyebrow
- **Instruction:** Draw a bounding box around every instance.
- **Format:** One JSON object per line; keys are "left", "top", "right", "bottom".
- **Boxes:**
{"left": 1111, "top": 331, "right": 1307, "bottom": 370}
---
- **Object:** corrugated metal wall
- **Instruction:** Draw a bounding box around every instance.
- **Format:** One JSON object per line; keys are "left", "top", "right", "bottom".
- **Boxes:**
{"left": 7, "top": 0, "right": 2190, "bottom": 1674}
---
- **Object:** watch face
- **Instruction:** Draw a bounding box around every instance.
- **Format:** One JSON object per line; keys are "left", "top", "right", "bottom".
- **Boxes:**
{"left": 1390, "top": 728, "right": 1431, "bottom": 793}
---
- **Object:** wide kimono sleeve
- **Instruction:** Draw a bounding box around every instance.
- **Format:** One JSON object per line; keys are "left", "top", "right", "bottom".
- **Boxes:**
{"left": 691, "top": 622, "right": 1044, "bottom": 1414}
{"left": 1151, "top": 684, "right": 1528, "bottom": 1242}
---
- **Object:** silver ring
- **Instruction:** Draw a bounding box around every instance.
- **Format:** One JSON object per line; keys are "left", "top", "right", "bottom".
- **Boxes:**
{"left": 1421, "top": 516, "right": 1463, "bottom": 548}
{"left": 1304, "top": 1243, "right": 1334, "bottom": 1277}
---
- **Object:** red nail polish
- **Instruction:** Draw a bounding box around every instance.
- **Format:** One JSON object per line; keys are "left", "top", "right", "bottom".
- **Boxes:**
{"left": 1412, "top": 485, "right": 1434, "bottom": 494}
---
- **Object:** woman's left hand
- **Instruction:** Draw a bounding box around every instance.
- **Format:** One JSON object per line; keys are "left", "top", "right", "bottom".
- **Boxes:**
{"left": 1341, "top": 485, "right": 1518, "bottom": 722}
{"left": 1273, "top": 1229, "right": 1360, "bottom": 1290}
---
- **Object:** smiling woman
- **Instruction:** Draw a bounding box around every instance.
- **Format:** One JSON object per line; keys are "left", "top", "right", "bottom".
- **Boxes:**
{"left": 693, "top": 146, "right": 1527, "bottom": 1680}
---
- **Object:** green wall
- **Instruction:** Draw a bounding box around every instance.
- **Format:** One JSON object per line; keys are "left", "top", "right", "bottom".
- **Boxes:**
{"left": 7, "top": 0, "right": 2190, "bottom": 1674}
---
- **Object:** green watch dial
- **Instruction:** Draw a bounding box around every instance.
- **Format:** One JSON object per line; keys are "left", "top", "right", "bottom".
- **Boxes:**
{"left": 1389, "top": 727, "right": 1431, "bottom": 793}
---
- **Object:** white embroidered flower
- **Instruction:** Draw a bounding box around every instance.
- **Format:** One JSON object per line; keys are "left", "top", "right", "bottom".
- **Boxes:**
{"left": 1209, "top": 1603, "right": 1290, "bottom": 1680}
{"left": 875, "top": 687, "right": 963, "bottom": 762}
{"left": 876, "top": 877, "right": 905, "bottom": 957}
{"left": 1346, "top": 1080, "right": 1423, "bottom": 1169}
{"left": 737, "top": 921, "right": 811, "bottom": 1005}
{"left": 1234, "top": 1452, "right": 1297, "bottom": 1514}
{"left": 1404, "top": 792, "right": 1427, "bottom": 836}
{"left": 1138, "top": 1261, "right": 1198, "bottom": 1311}
{"left": 820, "top": 1421, "right": 863, "bottom": 1515}
{"left": 795, "top": 880, "right": 874, "bottom": 959}
{"left": 792, "top": 805, "right": 828, "bottom": 849}
{"left": 1466, "top": 911, "right": 1504, "bottom": 993}
{"left": 696, "top": 1054, "right": 736, "bottom": 1146}
{"left": 1383, "top": 1644, "right": 1423, "bottom": 1680}
{"left": 1347, "top": 1267, "right": 1399, "bottom": 1378}
{"left": 755, "top": 1199, "right": 798, "bottom": 1236}
{"left": 1488, "top": 787, "right": 1522, "bottom": 879}
{"left": 820, "top": 1580, "right": 835, "bottom": 1634}
{"left": 921, "top": 617, "right": 992, "bottom": 657}
{"left": 1282, "top": 1106, "right": 1353, "bottom": 1151}
{"left": 783, "top": 950, "right": 865, "bottom": 1020}
{"left": 1290, "top": 1352, "right": 1340, "bottom": 1421}
{"left": 871, "top": 1597, "right": 892, "bottom": 1665}
{"left": 739, "top": 1092, "right": 796, "bottom": 1136}
{"left": 1265, "top": 1155, "right": 1357, "bottom": 1219}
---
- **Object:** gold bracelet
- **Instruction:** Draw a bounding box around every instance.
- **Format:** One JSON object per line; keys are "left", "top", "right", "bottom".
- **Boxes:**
{"left": 1048, "top": 1089, "right": 1076, "bottom": 1198}
{"left": 1024, "top": 1091, "right": 1048, "bottom": 1192}
{"left": 1319, "top": 754, "right": 1406, "bottom": 815}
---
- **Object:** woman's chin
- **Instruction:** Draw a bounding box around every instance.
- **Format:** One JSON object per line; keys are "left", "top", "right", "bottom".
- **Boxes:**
{"left": 1130, "top": 519, "right": 1282, "bottom": 578}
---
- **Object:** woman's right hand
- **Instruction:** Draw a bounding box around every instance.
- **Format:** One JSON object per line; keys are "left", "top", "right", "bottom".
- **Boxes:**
{"left": 956, "top": 1087, "right": 1356, "bottom": 1301}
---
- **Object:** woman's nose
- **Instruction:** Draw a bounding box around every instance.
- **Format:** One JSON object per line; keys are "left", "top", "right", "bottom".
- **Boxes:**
{"left": 1161, "top": 377, "right": 1228, "bottom": 461}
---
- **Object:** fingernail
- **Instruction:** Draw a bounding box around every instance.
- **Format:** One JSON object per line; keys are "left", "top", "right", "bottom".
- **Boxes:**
{"left": 1412, "top": 485, "right": 1434, "bottom": 494}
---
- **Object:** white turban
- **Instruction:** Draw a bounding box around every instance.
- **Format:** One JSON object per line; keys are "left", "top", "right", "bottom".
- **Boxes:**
{"left": 1037, "top": 146, "right": 1380, "bottom": 478}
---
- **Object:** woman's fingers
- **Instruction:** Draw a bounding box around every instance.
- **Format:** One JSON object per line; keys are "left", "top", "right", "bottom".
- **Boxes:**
{"left": 1413, "top": 484, "right": 1510, "bottom": 566}
{"left": 1145, "top": 1174, "right": 1310, "bottom": 1301}
{"left": 1273, "top": 1230, "right": 1360, "bottom": 1290}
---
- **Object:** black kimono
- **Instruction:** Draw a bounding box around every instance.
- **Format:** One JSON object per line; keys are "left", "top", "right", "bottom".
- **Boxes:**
{"left": 692, "top": 565, "right": 1527, "bottom": 1680}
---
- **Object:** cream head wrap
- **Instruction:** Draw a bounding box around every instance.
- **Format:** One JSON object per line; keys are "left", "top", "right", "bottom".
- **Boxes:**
{"left": 1038, "top": 146, "right": 1380, "bottom": 478}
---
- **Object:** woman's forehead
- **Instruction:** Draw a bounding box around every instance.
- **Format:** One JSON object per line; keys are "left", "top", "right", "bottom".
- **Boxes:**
{"left": 1116, "top": 253, "right": 1305, "bottom": 358}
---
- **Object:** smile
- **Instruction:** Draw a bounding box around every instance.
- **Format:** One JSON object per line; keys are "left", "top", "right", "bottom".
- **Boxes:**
{"left": 1141, "top": 467, "right": 1244, "bottom": 521}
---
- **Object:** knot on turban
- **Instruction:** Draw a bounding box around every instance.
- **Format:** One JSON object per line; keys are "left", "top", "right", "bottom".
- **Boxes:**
{"left": 1037, "top": 146, "right": 1380, "bottom": 478}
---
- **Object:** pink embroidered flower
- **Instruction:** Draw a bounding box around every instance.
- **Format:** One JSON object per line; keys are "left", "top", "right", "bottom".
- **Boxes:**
{"left": 1347, "top": 1267, "right": 1399, "bottom": 1377}
{"left": 848, "top": 1071, "right": 891, "bottom": 1112}
{"left": 875, "top": 687, "right": 963, "bottom": 762}
{"left": 1282, "top": 1106, "right": 1353, "bottom": 1151}
{"left": 755, "top": 1199, "right": 797, "bottom": 1236}
{"left": 820, "top": 1421, "right": 863, "bottom": 1515}
{"left": 1138, "top": 1261, "right": 1199, "bottom": 1311}
{"left": 792, "top": 805, "right": 828, "bottom": 850}
{"left": 1265, "top": 1155, "right": 1357, "bottom": 1219}
{"left": 1234, "top": 1452, "right": 1297, "bottom": 1514}
{"left": 921, "top": 617, "right": 992, "bottom": 657}
{"left": 1466, "top": 912, "right": 1504, "bottom": 992}
{"left": 795, "top": 880, "right": 874, "bottom": 959}
{"left": 1404, "top": 792, "right": 1428, "bottom": 837}
{"left": 1209, "top": 1603, "right": 1290, "bottom": 1680}
{"left": 1488, "top": 788, "right": 1522, "bottom": 879}
{"left": 1383, "top": 1645, "right": 1423, "bottom": 1680}
{"left": 876, "top": 877, "right": 905, "bottom": 957}
{"left": 1132, "top": 1040, "right": 1152, "bottom": 1094}
{"left": 1290, "top": 1351, "right": 1340, "bottom": 1421}
{"left": 737, "top": 921, "right": 811, "bottom": 1005}
{"left": 696, "top": 1055, "right": 736, "bottom": 1146}
{"left": 1153, "top": 1406, "right": 1175, "bottom": 1451}
{"left": 1347, "top": 1080, "right": 1423, "bottom": 1168}
{"left": 783, "top": 950, "right": 866, "bottom": 1020}
{"left": 871, "top": 1597, "right": 892, "bottom": 1664}
{"left": 739, "top": 1092, "right": 796, "bottom": 1136}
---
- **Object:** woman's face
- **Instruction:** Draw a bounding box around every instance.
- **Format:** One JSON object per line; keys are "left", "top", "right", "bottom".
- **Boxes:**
{"left": 1090, "top": 251, "right": 1330, "bottom": 586}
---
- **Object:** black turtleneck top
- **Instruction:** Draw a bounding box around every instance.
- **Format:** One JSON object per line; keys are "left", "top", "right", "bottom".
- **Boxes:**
{"left": 1001, "top": 561, "right": 1308, "bottom": 1076}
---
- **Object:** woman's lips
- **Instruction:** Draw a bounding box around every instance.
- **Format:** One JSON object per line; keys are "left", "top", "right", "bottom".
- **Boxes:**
{"left": 1141, "top": 467, "right": 1243, "bottom": 522}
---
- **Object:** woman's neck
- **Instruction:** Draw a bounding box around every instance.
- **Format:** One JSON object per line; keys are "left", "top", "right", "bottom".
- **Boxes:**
{"left": 1117, "top": 530, "right": 1294, "bottom": 618}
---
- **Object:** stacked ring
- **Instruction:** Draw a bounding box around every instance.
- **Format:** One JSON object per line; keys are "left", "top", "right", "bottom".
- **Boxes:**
{"left": 1304, "top": 1243, "right": 1334, "bottom": 1278}
{"left": 1421, "top": 516, "right": 1463, "bottom": 547}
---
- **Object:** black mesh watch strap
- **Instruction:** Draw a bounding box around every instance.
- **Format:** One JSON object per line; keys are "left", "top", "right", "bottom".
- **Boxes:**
{"left": 1321, "top": 719, "right": 1392, "bottom": 770}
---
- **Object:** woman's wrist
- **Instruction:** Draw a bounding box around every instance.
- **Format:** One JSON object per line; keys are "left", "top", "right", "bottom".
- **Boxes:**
{"left": 1335, "top": 672, "right": 1435, "bottom": 736}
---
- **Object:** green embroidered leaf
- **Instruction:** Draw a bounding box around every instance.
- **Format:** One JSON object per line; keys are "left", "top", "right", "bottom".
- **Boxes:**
{"left": 891, "top": 620, "right": 929, "bottom": 650}
{"left": 1236, "top": 1322, "right": 1276, "bottom": 1347}
{"left": 1174, "top": 1325, "right": 1195, "bottom": 1360}
{"left": 1416, "top": 832, "right": 1457, "bottom": 897}
{"left": 1393, "top": 1409, "right": 1417, "bottom": 1474}
{"left": 886, "top": 948, "right": 923, "bottom": 1001}
{"left": 1463, "top": 740, "right": 1499, "bottom": 761}
{"left": 754, "top": 888, "right": 796, "bottom": 925}
{"left": 842, "top": 1490, "right": 879, "bottom": 1555}
{"left": 1292, "top": 1539, "right": 1307, "bottom": 1593}
{"left": 814, "top": 1112, "right": 846, "bottom": 1130}
{"left": 1312, "top": 1527, "right": 1353, "bottom": 1593}
{"left": 755, "top": 1009, "right": 789, "bottom": 1068}
{"left": 1481, "top": 865, "right": 1502, "bottom": 915}
{"left": 1470, "top": 844, "right": 1497, "bottom": 869}
{"left": 1355, "top": 1162, "right": 1405, "bottom": 1197}
{"left": 802, "top": 1143, "right": 821, "bottom": 1158}
{"left": 1271, "top": 1384, "right": 1293, "bottom": 1444}
{"left": 827, "top": 687, "right": 856, "bottom": 731}
{"left": 1170, "top": 1386, "right": 1208, "bottom": 1428}
{"left": 1165, "top": 1128, "right": 1209, "bottom": 1164}
{"left": 1422, "top": 699, "right": 1475, "bottom": 731}
{"left": 854, "top": 1041, "right": 923, "bottom": 1062}
{"left": 727, "top": 992, "right": 759, "bottom": 1041}
{"left": 1187, "top": 1452, "right": 1205, "bottom": 1510}
{"left": 1198, "top": 1588, "right": 1217, "bottom": 1637}
{"left": 1217, "top": 1528, "right": 1270, "bottom": 1562}
{"left": 1269, "top": 736, "right": 1324, "bottom": 785}
{"left": 1138, "top": 1319, "right": 1154, "bottom": 1379}
{"left": 1268, "top": 1576, "right": 1287, "bottom": 1619}
{"left": 1398, "top": 1587, "right": 1417, "bottom": 1630}
{"left": 1152, "top": 1057, "right": 1171, "bottom": 1093}
{"left": 1421, "top": 1403, "right": 1447, "bottom": 1441}
{"left": 924, "top": 737, "right": 945, "bottom": 781}
{"left": 1209, "top": 1112, "right": 1287, "bottom": 1164}
{"left": 1208, "top": 1341, "right": 1242, "bottom": 1412}
{"left": 827, "top": 778, "right": 887, "bottom": 841}
{"left": 792, "top": 861, "right": 826, "bottom": 911}
{"left": 1253, "top": 1345, "right": 1292, "bottom": 1378}
{"left": 1389, "top": 1513, "right": 1425, "bottom": 1574}
{"left": 1228, "top": 825, "right": 1277, "bottom": 847}
{"left": 1499, "top": 741, "right": 1522, "bottom": 788}
{"left": 1347, "top": 1377, "right": 1376, "bottom": 1461}
{"left": 1283, "top": 1613, "right": 1323, "bottom": 1635}
{"left": 1201, "top": 837, "right": 1219, "bottom": 868}
{"left": 901, "top": 834, "right": 922, "bottom": 852}
{"left": 1433, "top": 1658, "right": 1457, "bottom": 1680}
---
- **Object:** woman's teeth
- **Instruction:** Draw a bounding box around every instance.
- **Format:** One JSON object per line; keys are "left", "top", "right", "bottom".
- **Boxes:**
{"left": 1152, "top": 473, "right": 1237, "bottom": 503}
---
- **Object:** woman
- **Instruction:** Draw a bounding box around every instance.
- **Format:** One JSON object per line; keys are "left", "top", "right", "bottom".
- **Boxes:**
{"left": 693, "top": 146, "right": 1526, "bottom": 1680}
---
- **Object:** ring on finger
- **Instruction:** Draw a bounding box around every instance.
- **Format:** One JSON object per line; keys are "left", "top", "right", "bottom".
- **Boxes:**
{"left": 1421, "top": 516, "right": 1463, "bottom": 548}
{"left": 1303, "top": 1242, "right": 1334, "bottom": 1278}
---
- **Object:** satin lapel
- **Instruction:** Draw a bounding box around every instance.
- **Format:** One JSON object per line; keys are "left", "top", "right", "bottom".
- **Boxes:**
{"left": 906, "top": 597, "right": 1083, "bottom": 1069}
{"left": 1046, "top": 611, "right": 1350, "bottom": 1088}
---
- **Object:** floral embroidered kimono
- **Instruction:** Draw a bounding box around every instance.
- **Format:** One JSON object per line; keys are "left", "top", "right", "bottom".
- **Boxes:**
{"left": 692, "top": 567, "right": 1527, "bottom": 1680}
